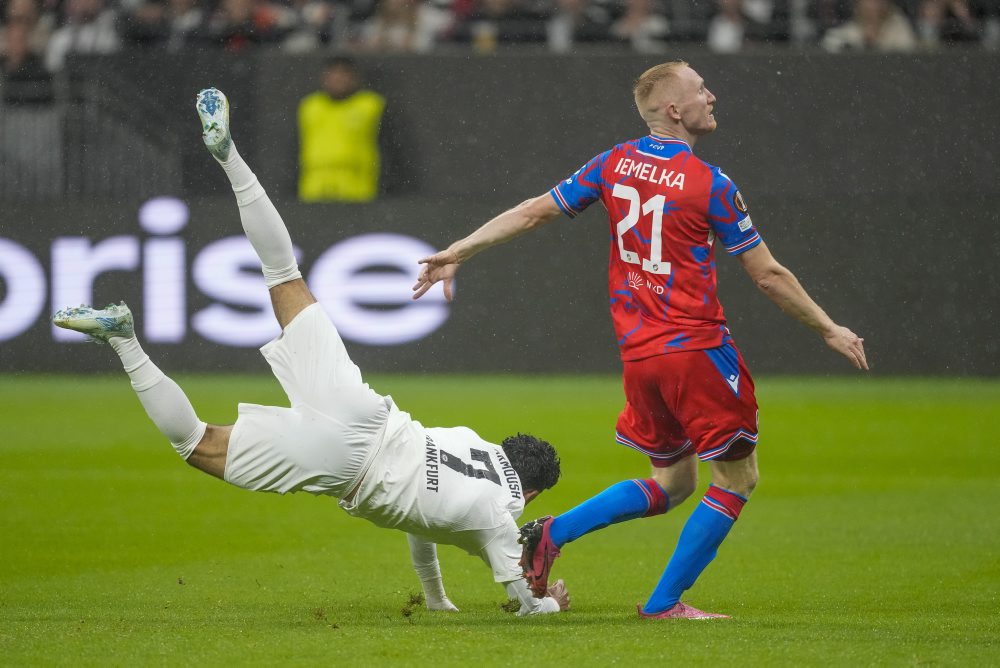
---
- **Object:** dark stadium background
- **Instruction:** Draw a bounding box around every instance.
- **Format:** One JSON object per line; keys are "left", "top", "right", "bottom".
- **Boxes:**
{"left": 2, "top": 52, "right": 997, "bottom": 375}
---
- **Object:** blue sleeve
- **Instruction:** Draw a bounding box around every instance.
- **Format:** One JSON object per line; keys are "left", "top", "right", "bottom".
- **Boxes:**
{"left": 549, "top": 151, "right": 610, "bottom": 219}
{"left": 708, "top": 167, "right": 762, "bottom": 255}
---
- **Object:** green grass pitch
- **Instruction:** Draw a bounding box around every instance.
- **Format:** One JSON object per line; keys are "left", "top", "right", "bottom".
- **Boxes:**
{"left": 1, "top": 374, "right": 998, "bottom": 665}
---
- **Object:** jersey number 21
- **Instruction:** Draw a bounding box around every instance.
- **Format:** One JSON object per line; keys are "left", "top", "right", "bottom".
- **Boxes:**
{"left": 613, "top": 183, "right": 671, "bottom": 276}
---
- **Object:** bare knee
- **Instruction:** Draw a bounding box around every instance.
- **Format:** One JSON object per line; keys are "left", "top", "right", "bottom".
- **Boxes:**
{"left": 650, "top": 456, "right": 698, "bottom": 509}
{"left": 710, "top": 450, "right": 759, "bottom": 499}
{"left": 667, "top": 477, "right": 698, "bottom": 508}
{"left": 186, "top": 424, "right": 232, "bottom": 481}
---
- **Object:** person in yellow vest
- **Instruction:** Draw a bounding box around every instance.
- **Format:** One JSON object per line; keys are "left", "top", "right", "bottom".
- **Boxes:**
{"left": 298, "top": 57, "right": 386, "bottom": 202}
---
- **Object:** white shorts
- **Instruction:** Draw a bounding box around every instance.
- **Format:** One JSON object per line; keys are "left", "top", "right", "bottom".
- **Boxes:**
{"left": 225, "top": 303, "right": 390, "bottom": 497}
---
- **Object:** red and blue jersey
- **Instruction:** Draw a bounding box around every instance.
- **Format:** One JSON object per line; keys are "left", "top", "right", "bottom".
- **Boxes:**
{"left": 550, "top": 135, "right": 762, "bottom": 361}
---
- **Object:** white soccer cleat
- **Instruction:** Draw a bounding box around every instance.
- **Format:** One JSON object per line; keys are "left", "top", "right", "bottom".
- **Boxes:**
{"left": 195, "top": 87, "right": 232, "bottom": 162}
{"left": 52, "top": 302, "right": 134, "bottom": 344}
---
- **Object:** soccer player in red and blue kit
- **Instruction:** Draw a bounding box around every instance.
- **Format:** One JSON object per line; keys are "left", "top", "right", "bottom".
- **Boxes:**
{"left": 412, "top": 61, "right": 869, "bottom": 619}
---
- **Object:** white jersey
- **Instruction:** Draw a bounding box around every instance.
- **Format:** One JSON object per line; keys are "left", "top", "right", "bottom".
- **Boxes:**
{"left": 339, "top": 404, "right": 526, "bottom": 583}
{"left": 226, "top": 304, "right": 555, "bottom": 610}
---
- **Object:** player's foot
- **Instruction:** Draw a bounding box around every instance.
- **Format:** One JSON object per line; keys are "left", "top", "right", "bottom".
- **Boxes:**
{"left": 52, "top": 302, "right": 134, "bottom": 344}
{"left": 195, "top": 87, "right": 231, "bottom": 162}
{"left": 636, "top": 602, "right": 731, "bottom": 620}
{"left": 518, "top": 515, "right": 561, "bottom": 597}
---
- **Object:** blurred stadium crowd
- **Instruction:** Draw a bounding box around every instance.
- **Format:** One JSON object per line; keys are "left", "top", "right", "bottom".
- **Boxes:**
{"left": 1, "top": 0, "right": 997, "bottom": 78}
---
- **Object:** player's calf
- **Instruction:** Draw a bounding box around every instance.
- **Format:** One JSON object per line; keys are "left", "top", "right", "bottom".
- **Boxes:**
{"left": 53, "top": 301, "right": 210, "bottom": 467}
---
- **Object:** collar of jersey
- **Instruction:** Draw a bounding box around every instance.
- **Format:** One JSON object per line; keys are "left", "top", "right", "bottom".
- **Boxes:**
{"left": 646, "top": 134, "right": 692, "bottom": 150}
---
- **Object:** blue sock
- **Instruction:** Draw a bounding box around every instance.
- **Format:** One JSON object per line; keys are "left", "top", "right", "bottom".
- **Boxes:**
{"left": 642, "top": 485, "right": 747, "bottom": 614}
{"left": 548, "top": 478, "right": 669, "bottom": 548}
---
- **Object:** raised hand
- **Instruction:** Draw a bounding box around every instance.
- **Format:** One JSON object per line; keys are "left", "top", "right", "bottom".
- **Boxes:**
{"left": 413, "top": 249, "right": 461, "bottom": 301}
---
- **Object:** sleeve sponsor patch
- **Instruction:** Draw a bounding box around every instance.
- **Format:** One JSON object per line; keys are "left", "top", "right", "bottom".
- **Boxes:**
{"left": 733, "top": 190, "right": 748, "bottom": 214}
{"left": 738, "top": 216, "right": 753, "bottom": 232}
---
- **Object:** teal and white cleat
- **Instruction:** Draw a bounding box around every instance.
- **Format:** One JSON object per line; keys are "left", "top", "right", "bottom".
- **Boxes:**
{"left": 195, "top": 87, "right": 231, "bottom": 162}
{"left": 52, "top": 302, "right": 134, "bottom": 344}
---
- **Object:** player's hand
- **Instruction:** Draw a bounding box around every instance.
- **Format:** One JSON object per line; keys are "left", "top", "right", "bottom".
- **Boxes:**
{"left": 413, "top": 250, "right": 460, "bottom": 301}
{"left": 426, "top": 596, "right": 460, "bottom": 612}
{"left": 824, "top": 325, "right": 869, "bottom": 371}
{"left": 546, "top": 579, "right": 570, "bottom": 611}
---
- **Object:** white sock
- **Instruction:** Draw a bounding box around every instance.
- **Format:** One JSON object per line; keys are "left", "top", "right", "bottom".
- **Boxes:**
{"left": 110, "top": 335, "right": 207, "bottom": 460}
{"left": 219, "top": 142, "right": 302, "bottom": 288}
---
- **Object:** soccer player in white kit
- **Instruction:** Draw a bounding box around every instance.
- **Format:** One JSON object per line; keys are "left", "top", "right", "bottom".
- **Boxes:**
{"left": 52, "top": 88, "right": 569, "bottom": 617}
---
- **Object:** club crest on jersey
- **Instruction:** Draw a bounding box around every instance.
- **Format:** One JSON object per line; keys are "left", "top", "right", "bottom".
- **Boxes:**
{"left": 733, "top": 190, "right": 748, "bottom": 214}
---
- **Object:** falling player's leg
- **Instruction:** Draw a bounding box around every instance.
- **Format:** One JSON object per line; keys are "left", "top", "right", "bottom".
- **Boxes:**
{"left": 195, "top": 87, "right": 379, "bottom": 411}
{"left": 48, "top": 302, "right": 362, "bottom": 497}
{"left": 52, "top": 303, "right": 227, "bottom": 479}
{"left": 195, "top": 87, "right": 313, "bottom": 330}
{"left": 195, "top": 88, "right": 390, "bottom": 499}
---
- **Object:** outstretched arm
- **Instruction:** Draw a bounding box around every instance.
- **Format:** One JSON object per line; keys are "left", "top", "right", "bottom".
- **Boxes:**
{"left": 412, "top": 193, "right": 564, "bottom": 301}
{"left": 735, "top": 242, "right": 869, "bottom": 371}
{"left": 407, "top": 534, "right": 459, "bottom": 612}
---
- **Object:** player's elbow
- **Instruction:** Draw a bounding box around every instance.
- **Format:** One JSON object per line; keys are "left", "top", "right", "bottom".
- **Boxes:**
{"left": 518, "top": 195, "right": 560, "bottom": 231}
{"left": 752, "top": 271, "right": 778, "bottom": 293}
{"left": 751, "top": 264, "right": 791, "bottom": 295}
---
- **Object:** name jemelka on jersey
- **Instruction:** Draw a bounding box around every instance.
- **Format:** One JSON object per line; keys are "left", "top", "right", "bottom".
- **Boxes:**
{"left": 613, "top": 157, "right": 686, "bottom": 190}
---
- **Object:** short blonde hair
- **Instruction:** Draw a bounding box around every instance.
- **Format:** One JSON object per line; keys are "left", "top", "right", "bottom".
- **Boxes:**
{"left": 632, "top": 60, "right": 689, "bottom": 106}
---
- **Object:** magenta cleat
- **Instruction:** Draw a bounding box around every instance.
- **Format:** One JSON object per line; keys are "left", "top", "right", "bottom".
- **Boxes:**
{"left": 637, "top": 602, "right": 731, "bottom": 619}
{"left": 518, "top": 516, "right": 561, "bottom": 598}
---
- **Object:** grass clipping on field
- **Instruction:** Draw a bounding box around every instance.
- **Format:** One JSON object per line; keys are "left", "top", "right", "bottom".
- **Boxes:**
{"left": 500, "top": 598, "right": 519, "bottom": 614}
{"left": 401, "top": 592, "right": 424, "bottom": 620}
{"left": 399, "top": 591, "right": 521, "bottom": 616}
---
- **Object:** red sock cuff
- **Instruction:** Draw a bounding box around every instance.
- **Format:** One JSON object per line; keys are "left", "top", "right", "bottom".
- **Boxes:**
{"left": 703, "top": 484, "right": 747, "bottom": 520}
{"left": 639, "top": 478, "right": 669, "bottom": 517}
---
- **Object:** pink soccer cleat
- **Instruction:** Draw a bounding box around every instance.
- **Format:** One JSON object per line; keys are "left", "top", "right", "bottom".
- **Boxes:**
{"left": 518, "top": 516, "right": 561, "bottom": 597}
{"left": 636, "top": 602, "right": 731, "bottom": 619}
